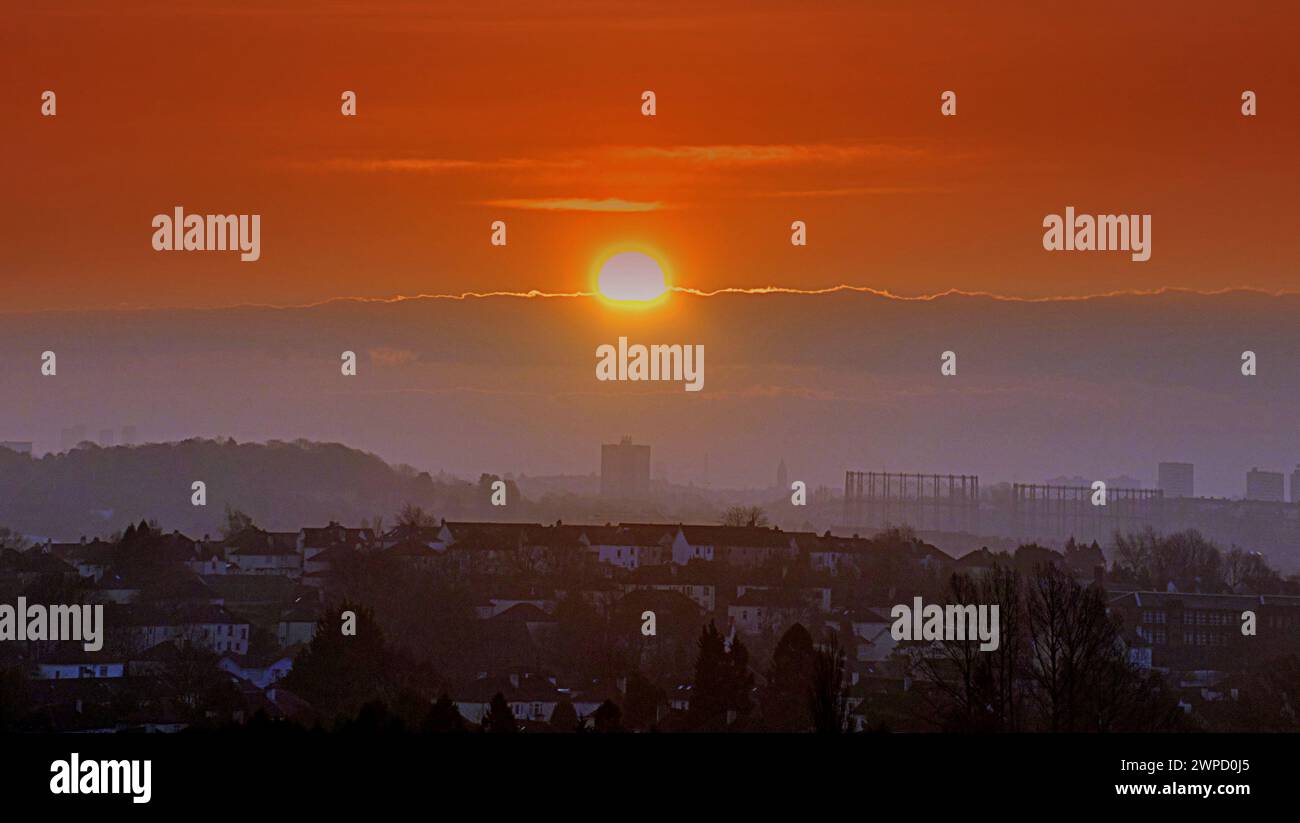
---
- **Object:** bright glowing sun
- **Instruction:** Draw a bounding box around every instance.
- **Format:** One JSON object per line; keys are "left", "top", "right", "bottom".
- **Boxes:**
{"left": 596, "top": 251, "right": 669, "bottom": 303}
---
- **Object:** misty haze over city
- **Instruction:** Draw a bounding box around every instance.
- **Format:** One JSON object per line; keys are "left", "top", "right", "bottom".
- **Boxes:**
{"left": 3, "top": 288, "right": 1297, "bottom": 499}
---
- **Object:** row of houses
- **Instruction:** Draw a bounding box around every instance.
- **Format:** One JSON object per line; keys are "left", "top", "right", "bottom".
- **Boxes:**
{"left": 15, "top": 516, "right": 1300, "bottom": 731}
{"left": 26, "top": 519, "right": 961, "bottom": 587}
{"left": 379, "top": 520, "right": 956, "bottom": 576}
{"left": 32, "top": 638, "right": 300, "bottom": 689}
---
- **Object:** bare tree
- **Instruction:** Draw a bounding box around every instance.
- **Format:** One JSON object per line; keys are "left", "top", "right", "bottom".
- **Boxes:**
{"left": 1025, "top": 563, "right": 1118, "bottom": 731}
{"left": 721, "top": 506, "right": 767, "bottom": 528}
{"left": 220, "top": 505, "right": 254, "bottom": 539}
{"left": 395, "top": 503, "right": 436, "bottom": 530}
{"left": 908, "top": 564, "right": 1024, "bottom": 731}
{"left": 0, "top": 526, "right": 29, "bottom": 551}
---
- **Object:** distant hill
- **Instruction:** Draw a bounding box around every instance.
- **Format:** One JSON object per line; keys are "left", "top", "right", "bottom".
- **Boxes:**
{"left": 0, "top": 438, "right": 501, "bottom": 541}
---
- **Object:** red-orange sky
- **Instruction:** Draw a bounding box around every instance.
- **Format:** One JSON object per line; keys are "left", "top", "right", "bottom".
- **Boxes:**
{"left": 3, "top": 0, "right": 1298, "bottom": 311}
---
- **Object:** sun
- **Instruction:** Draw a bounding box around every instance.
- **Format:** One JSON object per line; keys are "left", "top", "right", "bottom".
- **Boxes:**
{"left": 594, "top": 250, "right": 670, "bottom": 306}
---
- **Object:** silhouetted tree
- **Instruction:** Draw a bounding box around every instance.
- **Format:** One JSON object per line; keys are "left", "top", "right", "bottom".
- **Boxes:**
{"left": 280, "top": 602, "right": 390, "bottom": 721}
{"left": 484, "top": 692, "right": 517, "bottom": 733}
{"left": 1112, "top": 528, "right": 1229, "bottom": 593}
{"left": 810, "top": 631, "right": 850, "bottom": 733}
{"left": 422, "top": 692, "right": 466, "bottom": 733}
{"left": 549, "top": 699, "right": 579, "bottom": 732}
{"left": 721, "top": 506, "right": 767, "bottom": 527}
{"left": 687, "top": 622, "right": 754, "bottom": 730}
{"left": 909, "top": 567, "right": 1023, "bottom": 732}
{"left": 1022, "top": 562, "right": 1173, "bottom": 731}
{"left": 762, "top": 623, "right": 816, "bottom": 731}
{"left": 593, "top": 699, "right": 623, "bottom": 733}
{"left": 161, "top": 640, "right": 236, "bottom": 723}
{"left": 623, "top": 671, "right": 665, "bottom": 730}
{"left": 395, "top": 503, "right": 436, "bottom": 530}
{"left": 221, "top": 505, "right": 255, "bottom": 539}
{"left": 728, "top": 634, "right": 756, "bottom": 720}
{"left": 0, "top": 526, "right": 28, "bottom": 550}
{"left": 1223, "top": 547, "right": 1282, "bottom": 594}
{"left": 338, "top": 700, "right": 406, "bottom": 733}
{"left": 0, "top": 666, "right": 31, "bottom": 732}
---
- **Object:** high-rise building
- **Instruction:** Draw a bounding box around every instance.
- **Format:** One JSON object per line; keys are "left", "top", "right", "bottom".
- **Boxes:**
{"left": 99, "top": 429, "right": 116, "bottom": 448}
{"left": 601, "top": 437, "right": 651, "bottom": 499}
{"left": 1246, "top": 468, "right": 1285, "bottom": 502}
{"left": 1157, "top": 462, "right": 1194, "bottom": 498}
{"left": 0, "top": 441, "right": 33, "bottom": 455}
{"left": 776, "top": 458, "right": 788, "bottom": 491}
{"left": 1290, "top": 465, "right": 1300, "bottom": 504}
{"left": 120, "top": 425, "right": 137, "bottom": 446}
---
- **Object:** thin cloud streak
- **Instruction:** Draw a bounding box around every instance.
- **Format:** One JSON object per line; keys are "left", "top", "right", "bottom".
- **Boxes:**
{"left": 480, "top": 197, "right": 664, "bottom": 212}
{"left": 8, "top": 285, "right": 1292, "bottom": 319}
{"left": 612, "top": 143, "right": 926, "bottom": 165}
{"left": 753, "top": 185, "right": 952, "bottom": 198}
{"left": 308, "top": 157, "right": 579, "bottom": 174}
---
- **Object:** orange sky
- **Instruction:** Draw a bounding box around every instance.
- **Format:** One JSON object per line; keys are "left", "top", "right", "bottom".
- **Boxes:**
{"left": 3, "top": 0, "right": 1299, "bottom": 311}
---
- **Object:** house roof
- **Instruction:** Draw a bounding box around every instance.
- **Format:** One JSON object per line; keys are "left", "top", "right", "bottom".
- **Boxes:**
{"left": 98, "top": 601, "right": 242, "bottom": 627}
{"left": 1111, "top": 590, "right": 1300, "bottom": 610}
{"left": 385, "top": 539, "right": 437, "bottom": 558}
{"left": 455, "top": 674, "right": 564, "bottom": 704}
{"left": 45, "top": 539, "right": 115, "bottom": 564}
{"left": 842, "top": 606, "right": 892, "bottom": 624}
{"left": 104, "top": 603, "right": 170, "bottom": 627}
{"left": 381, "top": 525, "right": 442, "bottom": 544}
{"left": 587, "top": 524, "right": 675, "bottom": 547}
{"left": 300, "top": 522, "right": 373, "bottom": 548}
{"left": 221, "top": 528, "right": 299, "bottom": 556}
{"left": 266, "top": 686, "right": 316, "bottom": 724}
{"left": 732, "top": 589, "right": 807, "bottom": 609}
{"left": 954, "top": 547, "right": 999, "bottom": 568}
{"left": 279, "top": 603, "right": 321, "bottom": 623}
{"left": 129, "top": 640, "right": 186, "bottom": 663}
{"left": 489, "top": 603, "right": 555, "bottom": 624}
{"left": 624, "top": 563, "right": 720, "bottom": 586}
{"left": 219, "top": 646, "right": 297, "bottom": 669}
{"left": 201, "top": 574, "right": 305, "bottom": 605}
{"left": 615, "top": 587, "right": 702, "bottom": 617}
{"left": 304, "top": 545, "right": 355, "bottom": 564}
{"left": 790, "top": 532, "right": 874, "bottom": 553}
{"left": 172, "top": 603, "right": 248, "bottom": 625}
{"left": 138, "top": 570, "right": 217, "bottom": 604}
{"left": 36, "top": 642, "right": 124, "bottom": 665}
{"left": 443, "top": 522, "right": 540, "bottom": 548}
{"left": 522, "top": 524, "right": 592, "bottom": 548}
{"left": 678, "top": 525, "right": 794, "bottom": 549}
{"left": 0, "top": 548, "right": 76, "bottom": 575}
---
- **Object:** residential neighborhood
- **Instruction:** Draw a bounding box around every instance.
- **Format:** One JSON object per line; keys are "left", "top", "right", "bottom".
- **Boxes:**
{"left": 3, "top": 509, "right": 1298, "bottom": 734}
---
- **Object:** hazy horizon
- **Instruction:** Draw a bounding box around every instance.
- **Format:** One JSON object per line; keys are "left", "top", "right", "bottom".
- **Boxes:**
{"left": 4, "top": 288, "right": 1297, "bottom": 498}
